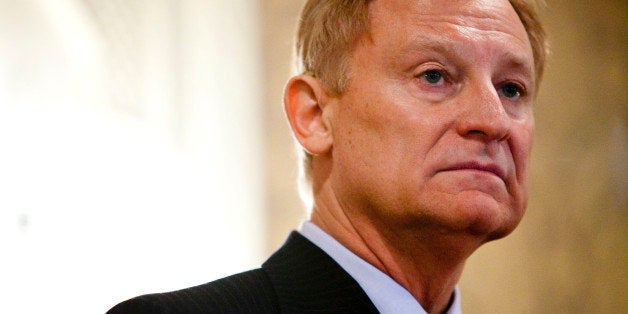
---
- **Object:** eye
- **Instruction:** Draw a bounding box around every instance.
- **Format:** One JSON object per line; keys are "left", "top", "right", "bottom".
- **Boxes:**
{"left": 499, "top": 83, "right": 524, "bottom": 99}
{"left": 421, "top": 70, "right": 445, "bottom": 85}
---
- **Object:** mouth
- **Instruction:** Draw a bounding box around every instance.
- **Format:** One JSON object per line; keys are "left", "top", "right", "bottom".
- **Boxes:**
{"left": 439, "top": 161, "right": 506, "bottom": 181}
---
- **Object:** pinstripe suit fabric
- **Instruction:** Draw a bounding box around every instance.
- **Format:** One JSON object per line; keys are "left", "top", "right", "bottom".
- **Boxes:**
{"left": 107, "top": 232, "right": 379, "bottom": 313}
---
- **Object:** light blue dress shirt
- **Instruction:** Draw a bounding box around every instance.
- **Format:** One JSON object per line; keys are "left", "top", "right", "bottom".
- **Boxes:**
{"left": 299, "top": 221, "right": 462, "bottom": 314}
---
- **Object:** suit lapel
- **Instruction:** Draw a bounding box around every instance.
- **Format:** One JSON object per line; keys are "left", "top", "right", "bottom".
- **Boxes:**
{"left": 262, "top": 232, "right": 379, "bottom": 313}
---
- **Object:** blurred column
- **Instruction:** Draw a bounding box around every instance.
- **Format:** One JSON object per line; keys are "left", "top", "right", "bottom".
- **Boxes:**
{"left": 0, "top": 0, "right": 265, "bottom": 312}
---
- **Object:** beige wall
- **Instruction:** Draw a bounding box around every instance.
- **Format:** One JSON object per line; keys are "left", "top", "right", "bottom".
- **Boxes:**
{"left": 261, "top": 1, "right": 627, "bottom": 312}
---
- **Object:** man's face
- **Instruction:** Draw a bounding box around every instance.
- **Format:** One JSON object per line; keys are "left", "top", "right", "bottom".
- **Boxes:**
{"left": 327, "top": 0, "right": 535, "bottom": 240}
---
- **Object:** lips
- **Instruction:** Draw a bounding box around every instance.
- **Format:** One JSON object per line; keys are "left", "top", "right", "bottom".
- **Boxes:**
{"left": 438, "top": 161, "right": 506, "bottom": 181}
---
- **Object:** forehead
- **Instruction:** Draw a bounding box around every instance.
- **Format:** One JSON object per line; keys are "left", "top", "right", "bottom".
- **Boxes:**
{"left": 363, "top": 0, "right": 534, "bottom": 74}
{"left": 368, "top": 0, "right": 527, "bottom": 37}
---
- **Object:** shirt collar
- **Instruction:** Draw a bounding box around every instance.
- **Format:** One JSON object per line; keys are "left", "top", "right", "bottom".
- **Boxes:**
{"left": 299, "top": 221, "right": 462, "bottom": 314}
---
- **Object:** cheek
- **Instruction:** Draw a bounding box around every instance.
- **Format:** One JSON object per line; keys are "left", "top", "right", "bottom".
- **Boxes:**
{"left": 331, "top": 98, "right": 436, "bottom": 198}
{"left": 333, "top": 94, "right": 404, "bottom": 153}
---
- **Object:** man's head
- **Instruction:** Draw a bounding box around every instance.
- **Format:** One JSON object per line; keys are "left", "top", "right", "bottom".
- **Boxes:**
{"left": 285, "top": 0, "right": 547, "bottom": 241}
{"left": 294, "top": 0, "right": 547, "bottom": 201}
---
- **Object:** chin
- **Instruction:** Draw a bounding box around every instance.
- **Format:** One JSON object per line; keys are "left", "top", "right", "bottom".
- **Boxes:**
{"left": 452, "top": 191, "right": 525, "bottom": 241}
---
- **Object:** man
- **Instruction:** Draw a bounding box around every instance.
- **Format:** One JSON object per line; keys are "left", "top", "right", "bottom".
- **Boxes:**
{"left": 108, "top": 0, "right": 547, "bottom": 312}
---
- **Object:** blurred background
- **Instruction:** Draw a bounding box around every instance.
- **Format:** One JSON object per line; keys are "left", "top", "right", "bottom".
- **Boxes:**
{"left": 0, "top": 0, "right": 625, "bottom": 313}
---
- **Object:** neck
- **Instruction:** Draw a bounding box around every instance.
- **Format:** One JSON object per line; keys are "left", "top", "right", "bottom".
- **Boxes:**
{"left": 310, "top": 182, "right": 481, "bottom": 313}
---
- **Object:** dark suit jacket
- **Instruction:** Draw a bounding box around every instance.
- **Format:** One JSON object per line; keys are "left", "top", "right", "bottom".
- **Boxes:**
{"left": 107, "top": 231, "right": 378, "bottom": 313}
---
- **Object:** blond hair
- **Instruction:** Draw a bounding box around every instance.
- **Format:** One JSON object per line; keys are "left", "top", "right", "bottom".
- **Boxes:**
{"left": 293, "top": 0, "right": 549, "bottom": 207}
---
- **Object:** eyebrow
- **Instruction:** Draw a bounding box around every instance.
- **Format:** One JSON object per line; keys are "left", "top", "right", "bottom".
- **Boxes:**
{"left": 397, "top": 35, "right": 535, "bottom": 81}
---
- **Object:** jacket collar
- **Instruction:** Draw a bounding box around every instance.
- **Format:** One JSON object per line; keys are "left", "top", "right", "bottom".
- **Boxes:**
{"left": 262, "top": 231, "right": 378, "bottom": 313}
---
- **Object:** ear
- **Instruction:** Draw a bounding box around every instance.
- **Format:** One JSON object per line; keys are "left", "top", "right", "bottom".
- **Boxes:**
{"left": 283, "top": 75, "right": 333, "bottom": 155}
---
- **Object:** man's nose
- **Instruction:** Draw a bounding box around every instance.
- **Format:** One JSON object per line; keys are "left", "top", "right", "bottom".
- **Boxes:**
{"left": 456, "top": 82, "right": 511, "bottom": 142}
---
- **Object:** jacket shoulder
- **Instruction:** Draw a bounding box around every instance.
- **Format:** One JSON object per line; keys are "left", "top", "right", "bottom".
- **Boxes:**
{"left": 106, "top": 268, "right": 279, "bottom": 314}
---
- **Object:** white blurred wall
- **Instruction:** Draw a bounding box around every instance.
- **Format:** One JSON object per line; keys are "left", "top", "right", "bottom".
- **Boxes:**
{"left": 0, "top": 0, "right": 264, "bottom": 313}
